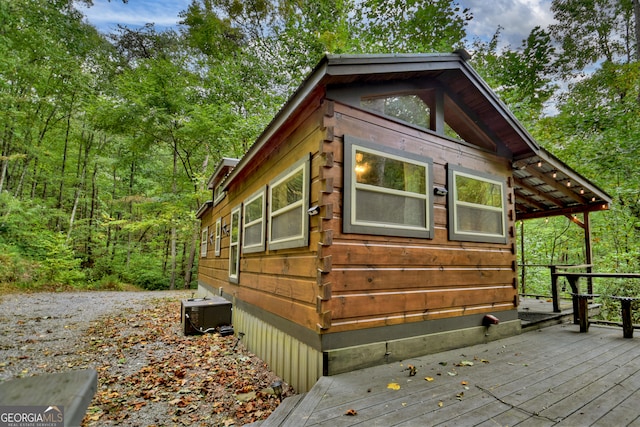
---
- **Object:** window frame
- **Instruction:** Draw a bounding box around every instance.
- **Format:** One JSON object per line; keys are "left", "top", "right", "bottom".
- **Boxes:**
{"left": 268, "top": 155, "right": 310, "bottom": 250}
{"left": 343, "top": 135, "right": 434, "bottom": 239}
{"left": 200, "top": 226, "right": 208, "bottom": 257}
{"left": 242, "top": 187, "right": 267, "bottom": 253}
{"left": 214, "top": 218, "right": 221, "bottom": 256}
{"left": 228, "top": 206, "right": 241, "bottom": 283}
{"left": 447, "top": 165, "right": 508, "bottom": 244}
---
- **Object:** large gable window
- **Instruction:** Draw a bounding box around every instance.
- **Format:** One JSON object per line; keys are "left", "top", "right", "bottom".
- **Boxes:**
{"left": 343, "top": 135, "right": 433, "bottom": 239}
{"left": 362, "top": 94, "right": 431, "bottom": 129}
{"left": 268, "top": 156, "right": 310, "bottom": 250}
{"left": 243, "top": 187, "right": 266, "bottom": 253}
{"left": 448, "top": 165, "right": 507, "bottom": 244}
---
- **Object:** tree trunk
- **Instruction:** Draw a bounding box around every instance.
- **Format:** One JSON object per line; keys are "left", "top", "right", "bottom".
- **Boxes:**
{"left": 183, "top": 222, "right": 199, "bottom": 289}
{"left": 634, "top": 0, "right": 640, "bottom": 61}
{"left": 169, "top": 141, "right": 179, "bottom": 290}
{"left": 67, "top": 131, "right": 92, "bottom": 242}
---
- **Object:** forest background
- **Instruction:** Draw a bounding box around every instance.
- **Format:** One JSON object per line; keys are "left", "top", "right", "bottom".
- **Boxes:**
{"left": 0, "top": 0, "right": 638, "bottom": 306}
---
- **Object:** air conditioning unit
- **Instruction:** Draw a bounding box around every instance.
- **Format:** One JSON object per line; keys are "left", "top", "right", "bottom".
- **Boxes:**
{"left": 181, "top": 297, "right": 232, "bottom": 336}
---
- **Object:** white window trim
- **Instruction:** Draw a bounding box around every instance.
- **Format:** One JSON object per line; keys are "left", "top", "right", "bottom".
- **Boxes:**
{"left": 214, "top": 218, "right": 221, "bottom": 256}
{"left": 228, "top": 207, "right": 241, "bottom": 283}
{"left": 268, "top": 155, "right": 310, "bottom": 250}
{"left": 200, "top": 226, "right": 208, "bottom": 257}
{"left": 448, "top": 165, "right": 508, "bottom": 244}
{"left": 242, "top": 187, "right": 266, "bottom": 253}
{"left": 343, "top": 135, "right": 434, "bottom": 239}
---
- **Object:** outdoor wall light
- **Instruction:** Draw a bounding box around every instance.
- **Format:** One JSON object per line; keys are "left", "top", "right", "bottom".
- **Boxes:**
{"left": 307, "top": 205, "right": 320, "bottom": 216}
{"left": 433, "top": 186, "right": 448, "bottom": 196}
{"left": 221, "top": 221, "right": 230, "bottom": 236}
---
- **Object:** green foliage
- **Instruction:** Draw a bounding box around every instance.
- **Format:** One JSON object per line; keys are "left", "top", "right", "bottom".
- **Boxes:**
{"left": 0, "top": 0, "right": 639, "bottom": 318}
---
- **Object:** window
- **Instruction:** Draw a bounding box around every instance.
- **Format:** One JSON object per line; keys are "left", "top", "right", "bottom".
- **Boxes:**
{"left": 214, "top": 218, "right": 221, "bottom": 256}
{"left": 228, "top": 207, "right": 241, "bottom": 283}
{"left": 200, "top": 226, "right": 208, "bottom": 257}
{"left": 343, "top": 135, "right": 433, "bottom": 239}
{"left": 268, "top": 156, "right": 310, "bottom": 250}
{"left": 243, "top": 187, "right": 266, "bottom": 253}
{"left": 362, "top": 94, "right": 431, "bottom": 129}
{"left": 213, "top": 185, "right": 225, "bottom": 206}
{"left": 448, "top": 165, "right": 507, "bottom": 244}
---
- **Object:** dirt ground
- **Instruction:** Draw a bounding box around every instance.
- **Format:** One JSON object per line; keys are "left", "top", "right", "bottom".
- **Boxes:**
{"left": 0, "top": 290, "right": 294, "bottom": 426}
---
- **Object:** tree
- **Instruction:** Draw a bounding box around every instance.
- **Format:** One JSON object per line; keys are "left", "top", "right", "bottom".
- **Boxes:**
{"left": 550, "top": 0, "right": 638, "bottom": 71}
{"left": 470, "top": 26, "right": 557, "bottom": 124}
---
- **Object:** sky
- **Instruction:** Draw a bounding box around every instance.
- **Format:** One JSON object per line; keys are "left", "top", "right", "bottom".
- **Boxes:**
{"left": 78, "top": 0, "right": 556, "bottom": 49}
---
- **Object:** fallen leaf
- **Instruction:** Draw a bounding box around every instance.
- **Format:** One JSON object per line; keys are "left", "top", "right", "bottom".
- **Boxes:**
{"left": 457, "top": 360, "right": 474, "bottom": 366}
{"left": 425, "top": 377, "right": 434, "bottom": 382}
{"left": 345, "top": 408, "right": 358, "bottom": 416}
{"left": 387, "top": 383, "right": 401, "bottom": 390}
{"left": 447, "top": 371, "right": 457, "bottom": 376}
{"left": 438, "top": 401, "right": 444, "bottom": 407}
{"left": 461, "top": 381, "right": 468, "bottom": 386}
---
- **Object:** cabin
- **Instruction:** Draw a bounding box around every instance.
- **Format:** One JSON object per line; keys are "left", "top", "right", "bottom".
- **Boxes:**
{"left": 196, "top": 52, "right": 611, "bottom": 392}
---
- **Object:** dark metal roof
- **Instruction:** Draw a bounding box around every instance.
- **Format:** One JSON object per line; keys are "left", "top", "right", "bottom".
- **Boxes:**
{"left": 222, "top": 53, "right": 611, "bottom": 220}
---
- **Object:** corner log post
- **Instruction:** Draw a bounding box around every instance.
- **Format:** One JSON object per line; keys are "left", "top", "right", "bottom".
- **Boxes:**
{"left": 315, "top": 100, "right": 336, "bottom": 331}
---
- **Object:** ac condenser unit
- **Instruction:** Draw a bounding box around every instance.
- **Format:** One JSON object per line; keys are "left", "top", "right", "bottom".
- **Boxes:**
{"left": 181, "top": 297, "right": 232, "bottom": 335}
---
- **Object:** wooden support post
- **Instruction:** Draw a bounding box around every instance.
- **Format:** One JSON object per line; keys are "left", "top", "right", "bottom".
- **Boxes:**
{"left": 584, "top": 212, "right": 594, "bottom": 294}
{"left": 567, "top": 277, "right": 580, "bottom": 324}
{"left": 550, "top": 266, "right": 560, "bottom": 313}
{"left": 621, "top": 300, "right": 633, "bottom": 339}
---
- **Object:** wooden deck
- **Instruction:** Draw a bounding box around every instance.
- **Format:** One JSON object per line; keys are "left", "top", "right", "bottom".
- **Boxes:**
{"left": 255, "top": 323, "right": 640, "bottom": 426}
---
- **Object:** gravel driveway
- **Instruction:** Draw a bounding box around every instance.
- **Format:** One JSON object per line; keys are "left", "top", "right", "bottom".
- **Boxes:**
{"left": 0, "top": 291, "right": 192, "bottom": 381}
{"left": 0, "top": 290, "right": 289, "bottom": 426}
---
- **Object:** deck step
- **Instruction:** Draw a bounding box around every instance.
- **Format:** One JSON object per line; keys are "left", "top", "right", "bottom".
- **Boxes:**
{"left": 249, "top": 392, "right": 306, "bottom": 426}
{"left": 259, "top": 376, "right": 334, "bottom": 426}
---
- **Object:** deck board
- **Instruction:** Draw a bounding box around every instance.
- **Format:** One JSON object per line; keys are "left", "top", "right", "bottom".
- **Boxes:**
{"left": 276, "top": 324, "right": 640, "bottom": 426}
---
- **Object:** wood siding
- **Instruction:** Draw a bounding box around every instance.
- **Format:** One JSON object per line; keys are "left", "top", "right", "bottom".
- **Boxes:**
{"left": 198, "top": 89, "right": 330, "bottom": 333}
{"left": 316, "top": 101, "right": 517, "bottom": 333}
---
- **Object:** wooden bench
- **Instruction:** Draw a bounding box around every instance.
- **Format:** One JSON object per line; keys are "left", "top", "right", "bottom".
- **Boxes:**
{"left": 551, "top": 271, "right": 640, "bottom": 338}
{"left": 611, "top": 296, "right": 639, "bottom": 338}
{"left": 0, "top": 369, "right": 97, "bottom": 427}
{"left": 571, "top": 293, "right": 600, "bottom": 333}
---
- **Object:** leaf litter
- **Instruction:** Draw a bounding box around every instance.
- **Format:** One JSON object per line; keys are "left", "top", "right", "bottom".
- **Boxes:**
{"left": 0, "top": 291, "right": 292, "bottom": 427}
{"left": 83, "top": 299, "right": 293, "bottom": 426}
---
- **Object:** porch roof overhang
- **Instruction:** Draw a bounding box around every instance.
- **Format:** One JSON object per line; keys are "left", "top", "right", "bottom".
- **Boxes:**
{"left": 222, "top": 52, "right": 611, "bottom": 220}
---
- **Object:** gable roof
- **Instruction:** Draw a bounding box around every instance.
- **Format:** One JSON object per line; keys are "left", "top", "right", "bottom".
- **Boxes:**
{"left": 223, "top": 52, "right": 610, "bottom": 220}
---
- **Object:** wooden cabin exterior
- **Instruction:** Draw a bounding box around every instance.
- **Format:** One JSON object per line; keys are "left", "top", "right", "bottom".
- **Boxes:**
{"left": 196, "top": 53, "right": 611, "bottom": 392}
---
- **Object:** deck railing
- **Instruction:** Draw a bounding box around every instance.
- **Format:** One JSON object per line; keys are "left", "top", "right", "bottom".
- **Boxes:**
{"left": 550, "top": 267, "right": 640, "bottom": 337}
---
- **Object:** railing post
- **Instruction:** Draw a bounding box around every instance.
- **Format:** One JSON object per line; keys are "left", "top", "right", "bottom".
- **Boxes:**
{"left": 550, "top": 265, "right": 560, "bottom": 313}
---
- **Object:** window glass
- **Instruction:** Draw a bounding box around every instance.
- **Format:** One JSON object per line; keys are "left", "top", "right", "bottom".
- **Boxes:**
{"left": 268, "top": 157, "right": 310, "bottom": 250}
{"left": 355, "top": 149, "right": 426, "bottom": 194}
{"left": 200, "top": 227, "right": 208, "bottom": 257}
{"left": 361, "top": 95, "right": 430, "bottom": 129}
{"left": 271, "top": 173, "right": 303, "bottom": 211}
{"left": 243, "top": 189, "right": 266, "bottom": 253}
{"left": 343, "top": 136, "right": 433, "bottom": 239}
{"left": 229, "top": 208, "right": 241, "bottom": 281}
{"left": 214, "top": 219, "right": 221, "bottom": 256}
{"left": 448, "top": 166, "right": 507, "bottom": 243}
